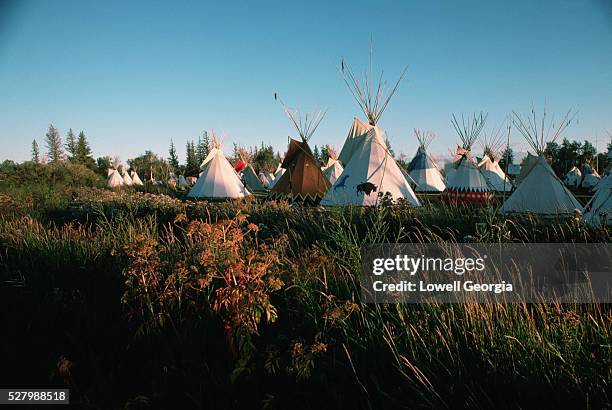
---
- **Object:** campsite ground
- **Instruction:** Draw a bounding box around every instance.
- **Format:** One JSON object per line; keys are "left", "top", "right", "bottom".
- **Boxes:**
{"left": 0, "top": 182, "right": 610, "bottom": 409}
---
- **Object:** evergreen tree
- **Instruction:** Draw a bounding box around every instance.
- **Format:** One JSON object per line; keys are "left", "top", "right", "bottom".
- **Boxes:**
{"left": 313, "top": 145, "right": 321, "bottom": 164}
{"left": 75, "top": 131, "right": 95, "bottom": 168}
{"left": 185, "top": 140, "right": 198, "bottom": 176}
{"left": 97, "top": 156, "right": 113, "bottom": 175}
{"left": 31, "top": 140, "right": 40, "bottom": 163}
{"left": 45, "top": 124, "right": 64, "bottom": 163}
{"left": 196, "top": 131, "right": 210, "bottom": 164}
{"left": 580, "top": 140, "right": 597, "bottom": 164}
{"left": 498, "top": 147, "right": 514, "bottom": 171}
{"left": 252, "top": 144, "right": 276, "bottom": 172}
{"left": 65, "top": 128, "right": 77, "bottom": 160}
{"left": 168, "top": 140, "right": 180, "bottom": 172}
{"left": 231, "top": 143, "right": 241, "bottom": 164}
{"left": 320, "top": 146, "right": 330, "bottom": 165}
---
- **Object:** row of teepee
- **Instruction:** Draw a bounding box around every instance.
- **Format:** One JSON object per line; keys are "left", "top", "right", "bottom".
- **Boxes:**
{"left": 107, "top": 168, "right": 144, "bottom": 188}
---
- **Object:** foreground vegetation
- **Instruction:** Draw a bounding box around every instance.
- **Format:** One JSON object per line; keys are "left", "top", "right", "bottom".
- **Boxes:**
{"left": 0, "top": 178, "right": 610, "bottom": 408}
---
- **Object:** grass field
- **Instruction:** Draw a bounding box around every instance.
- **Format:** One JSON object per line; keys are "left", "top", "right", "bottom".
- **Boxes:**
{"left": 0, "top": 184, "right": 610, "bottom": 409}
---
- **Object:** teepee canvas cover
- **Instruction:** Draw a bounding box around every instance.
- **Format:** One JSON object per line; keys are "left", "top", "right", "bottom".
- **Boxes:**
{"left": 122, "top": 169, "right": 133, "bottom": 186}
{"left": 501, "top": 108, "right": 582, "bottom": 216}
{"left": 107, "top": 169, "right": 124, "bottom": 188}
{"left": 442, "top": 113, "right": 493, "bottom": 205}
{"left": 478, "top": 155, "right": 512, "bottom": 192}
{"left": 584, "top": 172, "right": 612, "bottom": 226}
{"left": 321, "top": 54, "right": 419, "bottom": 206}
{"left": 268, "top": 98, "right": 331, "bottom": 202}
{"left": 269, "top": 138, "right": 330, "bottom": 202}
{"left": 178, "top": 175, "right": 189, "bottom": 188}
{"left": 407, "top": 130, "right": 446, "bottom": 192}
{"left": 338, "top": 118, "right": 372, "bottom": 165}
{"left": 188, "top": 147, "right": 251, "bottom": 199}
{"left": 321, "top": 126, "right": 420, "bottom": 206}
{"left": 581, "top": 166, "right": 601, "bottom": 191}
{"left": 564, "top": 166, "right": 582, "bottom": 187}
{"left": 322, "top": 147, "right": 344, "bottom": 185}
{"left": 131, "top": 171, "right": 144, "bottom": 186}
{"left": 243, "top": 164, "right": 266, "bottom": 192}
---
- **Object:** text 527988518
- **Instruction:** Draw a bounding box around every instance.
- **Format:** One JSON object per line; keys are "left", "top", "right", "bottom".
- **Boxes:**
{"left": 0, "top": 389, "right": 69, "bottom": 405}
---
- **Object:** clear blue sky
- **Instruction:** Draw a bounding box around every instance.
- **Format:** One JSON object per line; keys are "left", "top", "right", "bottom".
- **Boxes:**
{"left": 1, "top": 0, "right": 611, "bottom": 164}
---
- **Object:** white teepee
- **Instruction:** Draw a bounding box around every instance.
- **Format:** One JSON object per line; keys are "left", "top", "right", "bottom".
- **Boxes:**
{"left": 407, "top": 130, "right": 446, "bottom": 192}
{"left": 187, "top": 138, "right": 251, "bottom": 199}
{"left": 321, "top": 55, "right": 419, "bottom": 207}
{"left": 242, "top": 164, "right": 266, "bottom": 192}
{"left": 581, "top": 165, "right": 601, "bottom": 191}
{"left": 259, "top": 171, "right": 272, "bottom": 188}
{"left": 584, "top": 172, "right": 612, "bottom": 226}
{"left": 338, "top": 118, "right": 372, "bottom": 166}
{"left": 477, "top": 126, "right": 513, "bottom": 192}
{"left": 322, "top": 146, "right": 344, "bottom": 185}
{"left": 178, "top": 175, "right": 189, "bottom": 188}
{"left": 501, "top": 108, "right": 582, "bottom": 216}
{"left": 564, "top": 166, "right": 582, "bottom": 187}
{"left": 122, "top": 168, "right": 133, "bottom": 186}
{"left": 131, "top": 170, "right": 144, "bottom": 186}
{"left": 322, "top": 126, "right": 420, "bottom": 206}
{"left": 107, "top": 169, "right": 124, "bottom": 188}
{"left": 269, "top": 168, "right": 285, "bottom": 188}
{"left": 442, "top": 113, "right": 492, "bottom": 205}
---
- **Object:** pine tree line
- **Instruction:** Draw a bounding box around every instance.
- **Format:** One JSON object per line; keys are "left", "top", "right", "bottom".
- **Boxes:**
{"left": 33, "top": 124, "right": 95, "bottom": 168}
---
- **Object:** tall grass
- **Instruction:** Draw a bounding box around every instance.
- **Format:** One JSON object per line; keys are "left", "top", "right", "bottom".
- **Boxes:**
{"left": 0, "top": 189, "right": 610, "bottom": 408}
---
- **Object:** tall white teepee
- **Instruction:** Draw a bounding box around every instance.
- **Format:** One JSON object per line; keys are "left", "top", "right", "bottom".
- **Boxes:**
{"left": 584, "top": 172, "right": 612, "bottom": 226}
{"left": 131, "top": 170, "right": 144, "bottom": 186}
{"left": 564, "top": 166, "right": 582, "bottom": 187}
{"left": 122, "top": 168, "right": 133, "bottom": 186}
{"left": 407, "top": 129, "right": 446, "bottom": 192}
{"left": 477, "top": 125, "right": 512, "bottom": 192}
{"left": 501, "top": 108, "right": 582, "bottom": 216}
{"left": 107, "top": 169, "right": 124, "bottom": 188}
{"left": 322, "top": 54, "right": 419, "bottom": 207}
{"left": 188, "top": 137, "right": 251, "bottom": 199}
{"left": 442, "top": 113, "right": 493, "bottom": 205}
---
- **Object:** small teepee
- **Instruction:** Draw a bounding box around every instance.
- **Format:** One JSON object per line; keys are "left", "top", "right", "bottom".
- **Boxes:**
{"left": 584, "top": 172, "right": 612, "bottom": 226}
{"left": 188, "top": 134, "right": 251, "bottom": 199}
{"left": 178, "top": 175, "right": 189, "bottom": 188}
{"left": 236, "top": 148, "right": 265, "bottom": 192}
{"left": 322, "top": 145, "right": 344, "bottom": 185}
{"left": 268, "top": 168, "right": 285, "bottom": 188}
{"left": 321, "top": 54, "right": 419, "bottom": 207}
{"left": 259, "top": 171, "right": 272, "bottom": 188}
{"left": 564, "top": 166, "right": 582, "bottom": 187}
{"left": 580, "top": 164, "right": 601, "bottom": 191}
{"left": 442, "top": 113, "right": 493, "bottom": 205}
{"left": 269, "top": 97, "right": 331, "bottom": 202}
{"left": 122, "top": 168, "right": 133, "bottom": 186}
{"left": 131, "top": 170, "right": 144, "bottom": 186}
{"left": 407, "top": 129, "right": 446, "bottom": 192}
{"left": 477, "top": 125, "right": 513, "bottom": 192}
{"left": 107, "top": 168, "right": 124, "bottom": 188}
{"left": 167, "top": 173, "right": 177, "bottom": 187}
{"left": 501, "top": 107, "right": 582, "bottom": 216}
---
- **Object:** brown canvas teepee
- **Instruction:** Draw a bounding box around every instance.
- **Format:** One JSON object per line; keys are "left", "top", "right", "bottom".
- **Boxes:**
{"left": 269, "top": 96, "right": 331, "bottom": 203}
